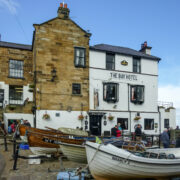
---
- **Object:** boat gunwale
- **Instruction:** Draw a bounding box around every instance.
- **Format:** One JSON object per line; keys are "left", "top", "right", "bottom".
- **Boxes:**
{"left": 85, "top": 142, "right": 180, "bottom": 165}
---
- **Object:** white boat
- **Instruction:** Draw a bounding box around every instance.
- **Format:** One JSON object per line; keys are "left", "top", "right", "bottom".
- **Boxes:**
{"left": 147, "top": 148, "right": 180, "bottom": 158}
{"left": 59, "top": 142, "right": 87, "bottom": 163}
{"left": 29, "top": 147, "right": 61, "bottom": 155}
{"left": 85, "top": 141, "right": 180, "bottom": 180}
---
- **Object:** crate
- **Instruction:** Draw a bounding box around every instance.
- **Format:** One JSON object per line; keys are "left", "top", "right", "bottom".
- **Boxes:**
{"left": 28, "top": 155, "right": 41, "bottom": 165}
{"left": 19, "top": 144, "right": 29, "bottom": 150}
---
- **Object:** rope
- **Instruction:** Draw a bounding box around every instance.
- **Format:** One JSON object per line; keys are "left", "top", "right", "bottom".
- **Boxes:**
{"left": 75, "top": 143, "right": 102, "bottom": 176}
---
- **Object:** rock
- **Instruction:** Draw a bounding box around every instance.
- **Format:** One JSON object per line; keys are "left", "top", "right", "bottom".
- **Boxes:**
{"left": 0, "top": 154, "right": 6, "bottom": 178}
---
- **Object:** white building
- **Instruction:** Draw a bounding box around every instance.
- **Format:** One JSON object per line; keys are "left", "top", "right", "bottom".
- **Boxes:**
{"left": 88, "top": 43, "right": 176, "bottom": 136}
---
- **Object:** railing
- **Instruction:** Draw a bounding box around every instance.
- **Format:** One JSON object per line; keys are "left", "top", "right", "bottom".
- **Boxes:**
{"left": 158, "top": 101, "right": 173, "bottom": 109}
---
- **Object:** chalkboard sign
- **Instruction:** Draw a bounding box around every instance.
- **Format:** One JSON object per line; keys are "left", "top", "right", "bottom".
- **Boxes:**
{"left": 0, "top": 89, "right": 4, "bottom": 102}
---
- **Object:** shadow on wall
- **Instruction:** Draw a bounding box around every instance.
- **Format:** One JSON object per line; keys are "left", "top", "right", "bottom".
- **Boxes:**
{"left": 0, "top": 154, "right": 6, "bottom": 178}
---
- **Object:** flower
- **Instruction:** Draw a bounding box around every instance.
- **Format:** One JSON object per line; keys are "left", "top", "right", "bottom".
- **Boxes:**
{"left": 134, "top": 116, "right": 141, "bottom": 120}
{"left": 108, "top": 115, "right": 114, "bottom": 121}
{"left": 43, "top": 113, "right": 50, "bottom": 120}
{"left": 78, "top": 114, "right": 84, "bottom": 120}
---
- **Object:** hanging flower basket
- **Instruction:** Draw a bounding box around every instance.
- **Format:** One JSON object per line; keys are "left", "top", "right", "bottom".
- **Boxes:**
{"left": 108, "top": 115, "right": 114, "bottom": 121}
{"left": 43, "top": 113, "right": 50, "bottom": 120}
{"left": 78, "top": 114, "right": 84, "bottom": 120}
{"left": 134, "top": 116, "right": 141, "bottom": 120}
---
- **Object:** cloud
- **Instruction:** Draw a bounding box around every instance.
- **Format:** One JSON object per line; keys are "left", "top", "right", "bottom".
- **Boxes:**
{"left": 0, "top": 0, "right": 19, "bottom": 14}
{"left": 158, "top": 85, "right": 180, "bottom": 125}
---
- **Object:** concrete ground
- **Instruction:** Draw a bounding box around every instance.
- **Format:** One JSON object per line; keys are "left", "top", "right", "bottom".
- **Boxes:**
{"left": 0, "top": 139, "right": 87, "bottom": 180}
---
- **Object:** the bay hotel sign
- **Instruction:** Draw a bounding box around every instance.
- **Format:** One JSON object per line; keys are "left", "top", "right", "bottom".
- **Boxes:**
{"left": 110, "top": 72, "right": 137, "bottom": 81}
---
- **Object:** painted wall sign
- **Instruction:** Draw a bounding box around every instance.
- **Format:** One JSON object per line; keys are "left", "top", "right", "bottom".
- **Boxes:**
{"left": 121, "top": 60, "right": 128, "bottom": 66}
{"left": 110, "top": 72, "right": 137, "bottom": 81}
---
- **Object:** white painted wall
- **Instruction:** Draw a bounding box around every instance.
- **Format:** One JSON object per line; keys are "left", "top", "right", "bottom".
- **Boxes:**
{"left": 36, "top": 110, "right": 89, "bottom": 130}
{"left": 90, "top": 50, "right": 158, "bottom": 75}
{"left": 0, "top": 82, "right": 33, "bottom": 105}
{"left": 89, "top": 68, "right": 158, "bottom": 112}
{"left": 3, "top": 113, "right": 33, "bottom": 130}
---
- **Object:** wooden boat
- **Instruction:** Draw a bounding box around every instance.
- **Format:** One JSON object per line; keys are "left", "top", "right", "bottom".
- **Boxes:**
{"left": 59, "top": 142, "right": 87, "bottom": 163}
{"left": 27, "top": 132, "right": 61, "bottom": 155}
{"left": 85, "top": 141, "right": 180, "bottom": 180}
{"left": 19, "top": 125, "right": 64, "bottom": 137}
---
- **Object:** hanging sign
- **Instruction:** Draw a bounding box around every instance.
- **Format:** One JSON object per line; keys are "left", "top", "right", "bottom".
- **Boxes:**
{"left": 121, "top": 60, "right": 128, "bottom": 66}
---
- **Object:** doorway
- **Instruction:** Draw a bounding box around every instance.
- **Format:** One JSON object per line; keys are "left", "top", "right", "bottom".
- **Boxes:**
{"left": 90, "top": 115, "right": 102, "bottom": 136}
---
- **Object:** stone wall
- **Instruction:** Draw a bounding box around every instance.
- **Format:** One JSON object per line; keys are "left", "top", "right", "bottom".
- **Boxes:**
{"left": 0, "top": 47, "right": 33, "bottom": 86}
{"left": 33, "top": 15, "right": 90, "bottom": 111}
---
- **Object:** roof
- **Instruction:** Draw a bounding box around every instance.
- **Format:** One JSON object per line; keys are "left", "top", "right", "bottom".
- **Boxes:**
{"left": 90, "top": 44, "right": 161, "bottom": 61}
{"left": 0, "top": 41, "right": 32, "bottom": 51}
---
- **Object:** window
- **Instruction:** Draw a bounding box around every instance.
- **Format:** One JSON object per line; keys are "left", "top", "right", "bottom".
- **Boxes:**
{"left": 131, "top": 85, "right": 144, "bottom": 104}
{"left": 103, "top": 83, "right": 118, "bottom": 103}
{"left": 106, "top": 53, "right": 115, "bottom": 70}
{"left": 9, "top": 60, "right": 24, "bottom": 78}
{"left": 164, "top": 119, "right": 169, "bottom": 128}
{"left": 117, "top": 118, "right": 128, "bottom": 130}
{"left": 74, "top": 47, "right": 86, "bottom": 67}
{"left": 72, "top": 83, "right": 81, "bottom": 95}
{"left": 144, "top": 119, "right": 154, "bottom": 130}
{"left": 9, "top": 85, "right": 23, "bottom": 105}
{"left": 133, "top": 58, "right": 141, "bottom": 73}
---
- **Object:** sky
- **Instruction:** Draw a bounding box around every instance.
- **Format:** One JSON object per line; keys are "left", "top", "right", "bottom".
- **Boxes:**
{"left": 0, "top": 0, "right": 180, "bottom": 124}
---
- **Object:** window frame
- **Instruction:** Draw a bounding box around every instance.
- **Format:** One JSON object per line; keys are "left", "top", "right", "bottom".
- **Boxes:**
{"left": 133, "top": 57, "right": 141, "bottom": 73}
{"left": 106, "top": 53, "right": 115, "bottom": 70}
{"left": 130, "top": 85, "right": 144, "bottom": 104}
{"left": 103, "top": 82, "right": 119, "bottom": 103}
{"left": 164, "top": 119, "right": 169, "bottom": 128}
{"left": 72, "top": 83, "right": 81, "bottom": 95}
{"left": 74, "top": 47, "right": 86, "bottom": 68}
{"left": 9, "top": 59, "right": 24, "bottom": 79}
{"left": 9, "top": 85, "right": 23, "bottom": 105}
{"left": 144, "top": 119, "right": 154, "bottom": 130}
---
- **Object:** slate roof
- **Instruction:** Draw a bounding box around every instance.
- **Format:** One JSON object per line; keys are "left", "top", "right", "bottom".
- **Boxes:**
{"left": 90, "top": 44, "right": 161, "bottom": 61}
{"left": 0, "top": 41, "right": 32, "bottom": 51}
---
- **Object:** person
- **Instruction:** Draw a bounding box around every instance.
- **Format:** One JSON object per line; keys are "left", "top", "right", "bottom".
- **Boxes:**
{"left": 111, "top": 125, "right": 117, "bottom": 137}
{"left": 167, "top": 127, "right": 171, "bottom": 140}
{"left": 176, "top": 134, "right": 180, "bottom": 148}
{"left": 176, "top": 126, "right": 179, "bottom": 130}
{"left": 117, "top": 123, "right": 122, "bottom": 131}
{"left": 160, "top": 129, "right": 170, "bottom": 148}
{"left": 24, "top": 120, "right": 31, "bottom": 127}
{"left": 135, "top": 124, "right": 142, "bottom": 141}
{"left": 10, "top": 122, "right": 16, "bottom": 133}
{"left": 116, "top": 125, "right": 121, "bottom": 137}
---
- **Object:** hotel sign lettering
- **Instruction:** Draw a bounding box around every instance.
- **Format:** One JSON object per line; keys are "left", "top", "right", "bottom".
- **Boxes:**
{"left": 110, "top": 72, "right": 137, "bottom": 81}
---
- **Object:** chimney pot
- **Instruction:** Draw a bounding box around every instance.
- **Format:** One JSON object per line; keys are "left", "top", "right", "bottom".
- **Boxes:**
{"left": 60, "top": 3, "right": 63, "bottom": 7}
{"left": 64, "top": 4, "right": 67, "bottom": 8}
{"left": 144, "top": 41, "right": 147, "bottom": 47}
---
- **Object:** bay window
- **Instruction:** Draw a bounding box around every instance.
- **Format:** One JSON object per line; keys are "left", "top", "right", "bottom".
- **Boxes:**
{"left": 103, "top": 83, "right": 118, "bottom": 103}
{"left": 131, "top": 85, "right": 144, "bottom": 104}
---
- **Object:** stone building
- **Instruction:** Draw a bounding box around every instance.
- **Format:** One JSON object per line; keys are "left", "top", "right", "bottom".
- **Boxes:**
{"left": 0, "top": 3, "right": 176, "bottom": 135}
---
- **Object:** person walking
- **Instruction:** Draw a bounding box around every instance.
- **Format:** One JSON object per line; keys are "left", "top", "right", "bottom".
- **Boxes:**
{"left": 111, "top": 125, "right": 117, "bottom": 137}
{"left": 160, "top": 129, "right": 170, "bottom": 148}
{"left": 135, "top": 124, "right": 142, "bottom": 141}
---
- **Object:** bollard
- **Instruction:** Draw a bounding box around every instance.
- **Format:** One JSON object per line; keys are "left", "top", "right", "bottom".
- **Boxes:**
{"left": 13, "top": 144, "right": 19, "bottom": 170}
{"left": 13, "top": 139, "right": 17, "bottom": 159}
{"left": 4, "top": 134, "right": 8, "bottom": 151}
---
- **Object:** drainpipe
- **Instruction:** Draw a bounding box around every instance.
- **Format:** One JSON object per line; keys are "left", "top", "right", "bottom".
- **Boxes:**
{"left": 158, "top": 106, "right": 161, "bottom": 134}
{"left": 128, "top": 84, "right": 131, "bottom": 134}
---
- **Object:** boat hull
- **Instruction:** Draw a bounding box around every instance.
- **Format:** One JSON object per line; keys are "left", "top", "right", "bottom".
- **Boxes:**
{"left": 60, "top": 143, "right": 87, "bottom": 163}
{"left": 30, "top": 147, "right": 60, "bottom": 155}
{"left": 85, "top": 142, "right": 180, "bottom": 180}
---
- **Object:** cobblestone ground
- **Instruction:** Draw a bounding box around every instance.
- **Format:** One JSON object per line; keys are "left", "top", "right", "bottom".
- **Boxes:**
{"left": 0, "top": 139, "right": 87, "bottom": 180}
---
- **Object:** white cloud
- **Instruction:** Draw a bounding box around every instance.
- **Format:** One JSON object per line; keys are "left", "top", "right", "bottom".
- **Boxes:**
{"left": 0, "top": 0, "right": 19, "bottom": 14}
{"left": 158, "top": 85, "right": 180, "bottom": 125}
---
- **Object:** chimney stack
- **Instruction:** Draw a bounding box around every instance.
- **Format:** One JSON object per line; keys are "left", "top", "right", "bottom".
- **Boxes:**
{"left": 57, "top": 2, "right": 70, "bottom": 19}
{"left": 139, "top": 41, "right": 152, "bottom": 55}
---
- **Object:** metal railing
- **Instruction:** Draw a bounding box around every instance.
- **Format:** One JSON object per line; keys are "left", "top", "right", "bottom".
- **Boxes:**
{"left": 158, "top": 101, "right": 173, "bottom": 109}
